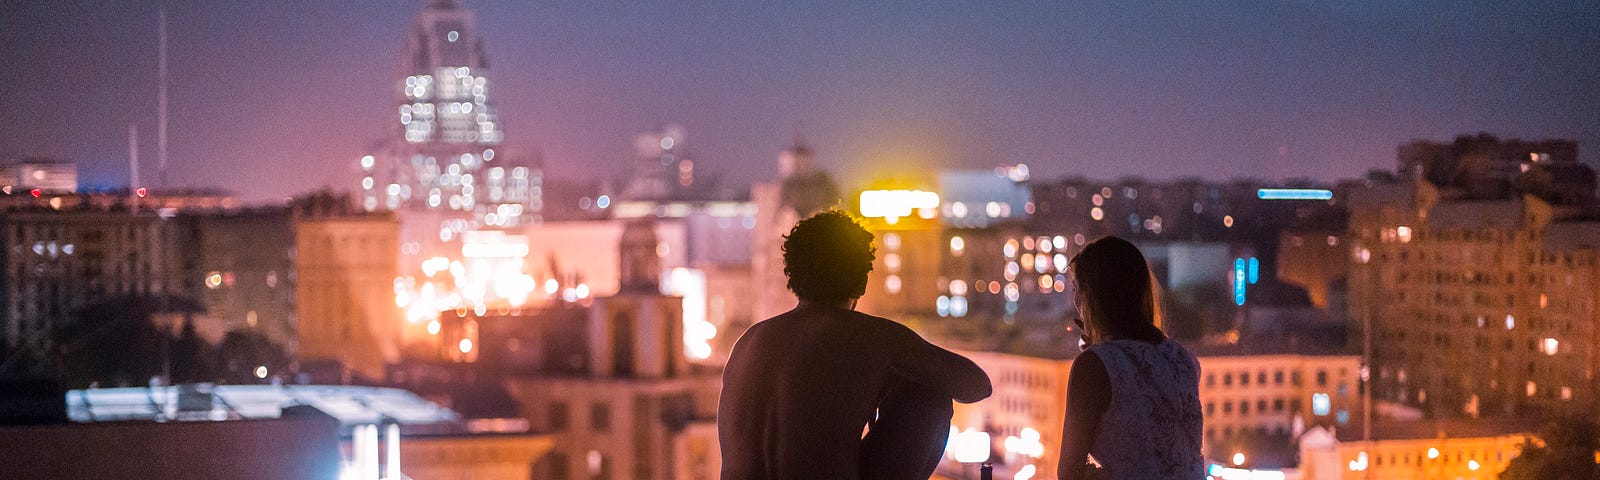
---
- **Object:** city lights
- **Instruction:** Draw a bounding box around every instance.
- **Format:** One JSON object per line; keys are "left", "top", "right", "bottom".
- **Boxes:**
{"left": 859, "top": 189, "right": 940, "bottom": 221}
{"left": 1256, "top": 188, "right": 1333, "bottom": 200}
{"left": 946, "top": 427, "right": 991, "bottom": 463}
{"left": 1003, "top": 427, "right": 1044, "bottom": 458}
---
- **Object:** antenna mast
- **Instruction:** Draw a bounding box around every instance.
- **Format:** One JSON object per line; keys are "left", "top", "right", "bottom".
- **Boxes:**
{"left": 157, "top": 7, "right": 168, "bottom": 188}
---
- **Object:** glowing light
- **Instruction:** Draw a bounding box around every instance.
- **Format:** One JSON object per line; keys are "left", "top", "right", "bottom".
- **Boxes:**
{"left": 458, "top": 338, "right": 473, "bottom": 353}
{"left": 1543, "top": 338, "right": 1559, "bottom": 355}
{"left": 950, "top": 236, "right": 964, "bottom": 254}
{"left": 949, "top": 280, "right": 968, "bottom": 296}
{"left": 1396, "top": 225, "right": 1413, "bottom": 243}
{"left": 936, "top": 296, "right": 951, "bottom": 317}
{"left": 1247, "top": 257, "right": 1259, "bottom": 284}
{"left": 946, "top": 428, "right": 991, "bottom": 463}
{"left": 544, "top": 279, "right": 559, "bottom": 295}
{"left": 1348, "top": 452, "right": 1368, "bottom": 472}
{"left": 596, "top": 195, "right": 611, "bottom": 208}
{"left": 859, "top": 190, "right": 940, "bottom": 221}
{"left": 1090, "top": 207, "right": 1104, "bottom": 221}
{"left": 1224, "top": 215, "right": 1234, "bottom": 227}
{"left": 360, "top": 155, "right": 375, "bottom": 170}
{"left": 949, "top": 296, "right": 968, "bottom": 317}
{"left": 31, "top": 188, "right": 41, "bottom": 198}
{"left": 254, "top": 366, "right": 268, "bottom": 379}
{"left": 1233, "top": 258, "right": 1247, "bottom": 305}
{"left": 1506, "top": 315, "right": 1516, "bottom": 330}
{"left": 1003, "top": 239, "right": 1018, "bottom": 258}
{"left": 1004, "top": 427, "right": 1044, "bottom": 458}
{"left": 1232, "top": 452, "right": 1246, "bottom": 466}
{"left": 1312, "top": 393, "right": 1331, "bottom": 415}
{"left": 1468, "top": 459, "right": 1480, "bottom": 471}
{"left": 447, "top": 30, "right": 459, "bottom": 42}
{"left": 427, "top": 320, "right": 441, "bottom": 335}
{"left": 206, "top": 272, "right": 223, "bottom": 289}
{"left": 885, "top": 275, "right": 902, "bottom": 294}
{"left": 135, "top": 187, "right": 147, "bottom": 198}
{"left": 1014, "top": 464, "right": 1036, "bottom": 480}
{"left": 1427, "top": 447, "right": 1439, "bottom": 459}
{"left": 1256, "top": 188, "right": 1333, "bottom": 200}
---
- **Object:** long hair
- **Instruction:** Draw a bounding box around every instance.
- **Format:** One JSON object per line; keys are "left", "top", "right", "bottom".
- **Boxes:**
{"left": 1070, "top": 236, "right": 1165, "bottom": 341}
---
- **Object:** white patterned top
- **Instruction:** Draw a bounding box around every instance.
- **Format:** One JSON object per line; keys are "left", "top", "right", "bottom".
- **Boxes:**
{"left": 1085, "top": 339, "right": 1205, "bottom": 479}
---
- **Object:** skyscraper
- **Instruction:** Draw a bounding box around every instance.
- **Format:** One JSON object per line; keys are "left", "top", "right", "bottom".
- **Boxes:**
{"left": 361, "top": 0, "right": 537, "bottom": 230}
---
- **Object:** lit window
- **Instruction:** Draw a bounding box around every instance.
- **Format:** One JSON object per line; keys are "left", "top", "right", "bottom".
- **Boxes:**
{"left": 1312, "top": 393, "right": 1331, "bottom": 416}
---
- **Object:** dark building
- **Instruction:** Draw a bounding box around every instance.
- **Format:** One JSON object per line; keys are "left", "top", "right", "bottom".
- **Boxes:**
{"left": 1398, "top": 134, "right": 1592, "bottom": 205}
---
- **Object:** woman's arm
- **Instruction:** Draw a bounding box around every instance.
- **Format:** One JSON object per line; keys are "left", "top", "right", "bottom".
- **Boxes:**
{"left": 1058, "top": 351, "right": 1111, "bottom": 480}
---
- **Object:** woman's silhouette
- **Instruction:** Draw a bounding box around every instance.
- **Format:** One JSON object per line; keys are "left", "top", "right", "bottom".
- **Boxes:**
{"left": 1057, "top": 236, "right": 1204, "bottom": 479}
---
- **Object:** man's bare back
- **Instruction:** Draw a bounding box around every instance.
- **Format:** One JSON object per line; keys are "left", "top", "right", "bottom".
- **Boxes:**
{"left": 718, "top": 303, "right": 991, "bottom": 479}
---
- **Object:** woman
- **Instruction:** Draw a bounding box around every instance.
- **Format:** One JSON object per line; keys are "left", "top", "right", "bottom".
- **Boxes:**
{"left": 1057, "top": 236, "right": 1203, "bottom": 479}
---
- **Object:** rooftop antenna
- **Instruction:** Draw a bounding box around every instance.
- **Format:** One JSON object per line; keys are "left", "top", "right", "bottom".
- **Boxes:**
{"left": 129, "top": 124, "right": 140, "bottom": 213}
{"left": 157, "top": 7, "right": 168, "bottom": 188}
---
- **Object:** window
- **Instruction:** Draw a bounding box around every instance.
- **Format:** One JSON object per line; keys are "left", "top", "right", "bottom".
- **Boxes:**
{"left": 1312, "top": 393, "right": 1331, "bottom": 416}
{"left": 1223, "top": 373, "right": 1233, "bottom": 386}
{"left": 1241, "top": 372, "right": 1250, "bottom": 386}
{"left": 1273, "top": 399, "right": 1284, "bottom": 412}
{"left": 1274, "top": 371, "right": 1284, "bottom": 385}
{"left": 1240, "top": 401, "right": 1250, "bottom": 415}
{"left": 1316, "top": 370, "right": 1328, "bottom": 387}
{"left": 591, "top": 402, "right": 612, "bottom": 432}
{"left": 1206, "top": 403, "right": 1215, "bottom": 415}
{"left": 549, "top": 402, "right": 570, "bottom": 431}
{"left": 547, "top": 452, "right": 570, "bottom": 480}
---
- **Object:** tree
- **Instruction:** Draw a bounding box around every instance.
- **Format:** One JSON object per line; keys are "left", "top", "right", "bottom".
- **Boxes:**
{"left": 1499, "top": 418, "right": 1599, "bottom": 480}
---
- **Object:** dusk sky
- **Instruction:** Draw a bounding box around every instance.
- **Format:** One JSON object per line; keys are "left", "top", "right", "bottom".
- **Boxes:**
{"left": 4, "top": 1, "right": 1597, "bottom": 203}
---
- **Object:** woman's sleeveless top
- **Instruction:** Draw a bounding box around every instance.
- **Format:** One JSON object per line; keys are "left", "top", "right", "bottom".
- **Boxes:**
{"left": 1085, "top": 339, "right": 1205, "bottom": 479}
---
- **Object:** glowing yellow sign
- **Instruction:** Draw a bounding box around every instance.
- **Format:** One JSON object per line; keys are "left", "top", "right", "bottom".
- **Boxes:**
{"left": 859, "top": 189, "right": 939, "bottom": 221}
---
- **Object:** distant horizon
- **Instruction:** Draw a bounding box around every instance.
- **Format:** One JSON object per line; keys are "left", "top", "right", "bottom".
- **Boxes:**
{"left": 4, "top": 1, "right": 1596, "bottom": 202}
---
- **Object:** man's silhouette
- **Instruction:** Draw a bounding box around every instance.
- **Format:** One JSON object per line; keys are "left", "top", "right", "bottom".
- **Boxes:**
{"left": 719, "top": 210, "right": 992, "bottom": 479}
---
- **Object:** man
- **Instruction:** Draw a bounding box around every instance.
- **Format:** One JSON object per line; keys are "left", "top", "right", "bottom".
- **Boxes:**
{"left": 719, "top": 210, "right": 992, "bottom": 479}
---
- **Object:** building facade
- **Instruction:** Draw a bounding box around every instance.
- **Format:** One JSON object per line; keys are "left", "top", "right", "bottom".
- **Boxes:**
{"left": 1348, "top": 179, "right": 1600, "bottom": 418}
{"left": 295, "top": 213, "right": 401, "bottom": 381}
{"left": 948, "top": 347, "right": 1361, "bottom": 479}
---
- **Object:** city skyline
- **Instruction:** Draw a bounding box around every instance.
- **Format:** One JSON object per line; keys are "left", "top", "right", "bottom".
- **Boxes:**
{"left": 3, "top": 1, "right": 1597, "bottom": 202}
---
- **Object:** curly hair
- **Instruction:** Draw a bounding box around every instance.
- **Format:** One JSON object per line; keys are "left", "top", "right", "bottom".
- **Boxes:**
{"left": 782, "top": 210, "right": 876, "bottom": 303}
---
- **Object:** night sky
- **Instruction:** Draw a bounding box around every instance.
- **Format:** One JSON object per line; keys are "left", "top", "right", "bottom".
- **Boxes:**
{"left": 4, "top": 1, "right": 1597, "bottom": 203}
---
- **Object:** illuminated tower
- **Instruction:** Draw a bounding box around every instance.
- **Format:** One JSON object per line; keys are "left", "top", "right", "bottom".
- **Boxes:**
{"left": 361, "top": 0, "right": 538, "bottom": 229}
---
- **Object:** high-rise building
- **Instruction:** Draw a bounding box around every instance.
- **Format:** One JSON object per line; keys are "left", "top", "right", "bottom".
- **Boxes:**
{"left": 1348, "top": 176, "right": 1600, "bottom": 419}
{"left": 360, "top": 0, "right": 539, "bottom": 230}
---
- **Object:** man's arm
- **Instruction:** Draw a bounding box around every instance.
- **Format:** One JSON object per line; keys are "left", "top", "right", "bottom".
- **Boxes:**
{"left": 886, "top": 325, "right": 992, "bottom": 404}
{"left": 1057, "top": 351, "right": 1110, "bottom": 480}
